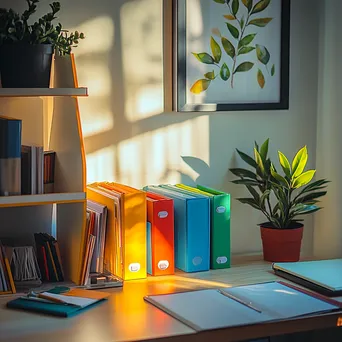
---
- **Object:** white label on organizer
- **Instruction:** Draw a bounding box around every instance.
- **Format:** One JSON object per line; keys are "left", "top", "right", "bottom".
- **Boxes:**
{"left": 128, "top": 263, "right": 141, "bottom": 272}
{"left": 158, "top": 211, "right": 168, "bottom": 219}
{"left": 216, "top": 256, "right": 228, "bottom": 264}
{"left": 192, "top": 256, "right": 202, "bottom": 266}
{"left": 158, "top": 260, "right": 169, "bottom": 270}
{"left": 216, "top": 206, "right": 226, "bottom": 214}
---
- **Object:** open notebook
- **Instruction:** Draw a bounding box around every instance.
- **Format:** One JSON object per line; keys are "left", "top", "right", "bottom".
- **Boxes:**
{"left": 144, "top": 281, "right": 342, "bottom": 331}
{"left": 272, "top": 259, "right": 342, "bottom": 297}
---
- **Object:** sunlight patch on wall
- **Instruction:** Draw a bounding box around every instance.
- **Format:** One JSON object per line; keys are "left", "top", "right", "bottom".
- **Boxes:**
{"left": 116, "top": 116, "right": 209, "bottom": 188}
{"left": 87, "top": 146, "right": 116, "bottom": 184}
{"left": 121, "top": 0, "right": 164, "bottom": 122}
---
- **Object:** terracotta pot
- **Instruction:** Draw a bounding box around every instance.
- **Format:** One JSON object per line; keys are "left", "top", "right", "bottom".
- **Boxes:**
{"left": 260, "top": 223, "right": 304, "bottom": 262}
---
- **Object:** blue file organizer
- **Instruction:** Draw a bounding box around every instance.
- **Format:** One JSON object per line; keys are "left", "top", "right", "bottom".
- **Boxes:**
{"left": 144, "top": 185, "right": 210, "bottom": 273}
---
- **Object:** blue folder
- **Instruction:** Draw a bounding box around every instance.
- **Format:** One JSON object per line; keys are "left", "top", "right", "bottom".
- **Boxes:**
{"left": 146, "top": 221, "right": 152, "bottom": 275}
{"left": 144, "top": 185, "right": 210, "bottom": 273}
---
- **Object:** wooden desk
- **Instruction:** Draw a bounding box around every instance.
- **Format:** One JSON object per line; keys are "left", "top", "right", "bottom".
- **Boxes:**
{"left": 0, "top": 261, "right": 341, "bottom": 342}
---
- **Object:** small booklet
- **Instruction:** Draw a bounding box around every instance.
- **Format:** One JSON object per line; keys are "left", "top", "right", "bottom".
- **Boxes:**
{"left": 144, "top": 281, "right": 342, "bottom": 331}
{"left": 7, "top": 287, "right": 110, "bottom": 317}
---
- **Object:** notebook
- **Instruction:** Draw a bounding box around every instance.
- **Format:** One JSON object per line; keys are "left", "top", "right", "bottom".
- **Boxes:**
{"left": 272, "top": 259, "right": 342, "bottom": 297}
{"left": 144, "top": 281, "right": 342, "bottom": 331}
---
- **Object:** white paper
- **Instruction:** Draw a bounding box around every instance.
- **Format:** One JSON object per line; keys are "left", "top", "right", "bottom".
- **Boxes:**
{"left": 41, "top": 292, "right": 97, "bottom": 308}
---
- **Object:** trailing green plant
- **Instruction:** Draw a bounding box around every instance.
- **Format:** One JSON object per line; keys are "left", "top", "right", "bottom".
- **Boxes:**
{"left": 0, "top": 0, "right": 85, "bottom": 55}
{"left": 229, "top": 139, "right": 329, "bottom": 229}
{"left": 190, "top": 0, "right": 275, "bottom": 94}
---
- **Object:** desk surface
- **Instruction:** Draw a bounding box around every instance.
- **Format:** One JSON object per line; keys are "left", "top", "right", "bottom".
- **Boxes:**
{"left": 0, "top": 261, "right": 341, "bottom": 342}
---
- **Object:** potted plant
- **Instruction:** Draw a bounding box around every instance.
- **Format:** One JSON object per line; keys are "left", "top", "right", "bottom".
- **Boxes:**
{"left": 229, "top": 139, "right": 329, "bottom": 262}
{"left": 0, "top": 0, "right": 85, "bottom": 88}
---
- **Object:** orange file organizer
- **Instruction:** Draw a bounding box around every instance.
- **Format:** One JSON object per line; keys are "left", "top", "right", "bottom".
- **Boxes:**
{"left": 146, "top": 192, "right": 174, "bottom": 276}
{"left": 87, "top": 182, "right": 147, "bottom": 281}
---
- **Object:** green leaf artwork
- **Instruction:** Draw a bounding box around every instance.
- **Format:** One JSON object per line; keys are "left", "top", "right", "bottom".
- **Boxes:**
{"left": 190, "top": 0, "right": 276, "bottom": 93}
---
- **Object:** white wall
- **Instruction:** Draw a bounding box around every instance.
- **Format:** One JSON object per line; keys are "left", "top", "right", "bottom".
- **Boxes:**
{"left": 2, "top": 0, "right": 320, "bottom": 256}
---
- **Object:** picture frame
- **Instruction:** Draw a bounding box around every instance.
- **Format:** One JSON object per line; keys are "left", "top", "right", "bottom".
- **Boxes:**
{"left": 170, "top": 0, "right": 291, "bottom": 112}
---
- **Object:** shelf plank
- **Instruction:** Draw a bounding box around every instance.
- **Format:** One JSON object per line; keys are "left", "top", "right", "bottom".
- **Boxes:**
{"left": 0, "top": 88, "right": 88, "bottom": 97}
{"left": 0, "top": 192, "right": 86, "bottom": 207}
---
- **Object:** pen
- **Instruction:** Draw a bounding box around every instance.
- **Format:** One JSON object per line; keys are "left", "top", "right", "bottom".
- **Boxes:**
{"left": 217, "top": 289, "right": 262, "bottom": 313}
{"left": 27, "top": 291, "right": 69, "bottom": 305}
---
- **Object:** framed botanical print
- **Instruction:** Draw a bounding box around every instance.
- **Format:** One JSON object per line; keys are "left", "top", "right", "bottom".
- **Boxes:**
{"left": 172, "top": 0, "right": 290, "bottom": 112}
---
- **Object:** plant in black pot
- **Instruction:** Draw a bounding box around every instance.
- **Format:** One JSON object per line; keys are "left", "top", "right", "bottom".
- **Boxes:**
{"left": 0, "top": 0, "right": 85, "bottom": 88}
{"left": 229, "top": 139, "right": 329, "bottom": 262}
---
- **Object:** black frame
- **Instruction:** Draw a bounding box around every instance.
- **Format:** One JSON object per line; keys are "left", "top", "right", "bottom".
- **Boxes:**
{"left": 172, "top": 0, "right": 291, "bottom": 112}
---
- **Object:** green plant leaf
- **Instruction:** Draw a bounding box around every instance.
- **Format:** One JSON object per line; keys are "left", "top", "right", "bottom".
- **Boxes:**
{"left": 226, "top": 22, "right": 239, "bottom": 39}
{"left": 259, "top": 139, "right": 269, "bottom": 161}
{"left": 190, "top": 79, "right": 211, "bottom": 94}
{"left": 296, "top": 191, "right": 327, "bottom": 204}
{"left": 256, "top": 45, "right": 270, "bottom": 65}
{"left": 270, "top": 165, "right": 288, "bottom": 186}
{"left": 238, "top": 46, "right": 255, "bottom": 55}
{"left": 247, "top": 185, "right": 261, "bottom": 202}
{"left": 271, "top": 64, "right": 275, "bottom": 76}
{"left": 278, "top": 151, "right": 291, "bottom": 178}
{"left": 192, "top": 52, "right": 215, "bottom": 64}
{"left": 299, "top": 179, "right": 330, "bottom": 194}
{"left": 223, "top": 14, "right": 236, "bottom": 20}
{"left": 214, "top": 0, "right": 226, "bottom": 3}
{"left": 260, "top": 189, "right": 271, "bottom": 209}
{"left": 236, "top": 198, "right": 261, "bottom": 210}
{"left": 254, "top": 148, "right": 265, "bottom": 175}
{"left": 210, "top": 36, "right": 222, "bottom": 63}
{"left": 292, "top": 146, "right": 308, "bottom": 178}
{"left": 220, "top": 63, "right": 231, "bottom": 81}
{"left": 221, "top": 37, "right": 235, "bottom": 58}
{"left": 204, "top": 70, "right": 215, "bottom": 80}
{"left": 232, "top": 179, "right": 260, "bottom": 186}
{"left": 248, "top": 18, "right": 273, "bottom": 27}
{"left": 252, "top": 0, "right": 271, "bottom": 14}
{"left": 240, "top": 17, "right": 245, "bottom": 30}
{"left": 236, "top": 149, "right": 258, "bottom": 168}
{"left": 254, "top": 141, "right": 259, "bottom": 152}
{"left": 292, "top": 170, "right": 316, "bottom": 188}
{"left": 241, "top": 0, "right": 253, "bottom": 12}
{"left": 257, "top": 69, "right": 265, "bottom": 89}
{"left": 238, "top": 33, "right": 256, "bottom": 49}
{"left": 292, "top": 204, "right": 321, "bottom": 216}
{"left": 229, "top": 168, "right": 257, "bottom": 179}
{"left": 232, "top": 0, "right": 239, "bottom": 16}
{"left": 234, "top": 62, "right": 254, "bottom": 73}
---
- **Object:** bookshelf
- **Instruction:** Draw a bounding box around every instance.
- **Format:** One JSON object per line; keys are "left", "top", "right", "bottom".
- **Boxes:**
{"left": 0, "top": 54, "right": 88, "bottom": 287}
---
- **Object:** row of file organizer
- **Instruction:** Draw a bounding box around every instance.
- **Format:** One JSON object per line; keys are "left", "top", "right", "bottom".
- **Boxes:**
{"left": 86, "top": 182, "right": 231, "bottom": 281}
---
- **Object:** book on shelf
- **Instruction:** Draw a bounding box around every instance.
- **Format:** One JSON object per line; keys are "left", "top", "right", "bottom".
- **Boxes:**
{"left": 0, "top": 240, "right": 16, "bottom": 295}
{"left": 0, "top": 116, "right": 22, "bottom": 196}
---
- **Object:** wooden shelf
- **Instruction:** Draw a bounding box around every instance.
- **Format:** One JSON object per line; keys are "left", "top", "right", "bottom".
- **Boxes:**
{"left": 0, "top": 88, "right": 88, "bottom": 97}
{"left": 0, "top": 192, "right": 86, "bottom": 207}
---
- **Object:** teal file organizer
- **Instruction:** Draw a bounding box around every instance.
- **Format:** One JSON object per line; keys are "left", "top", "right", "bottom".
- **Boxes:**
{"left": 143, "top": 185, "right": 210, "bottom": 273}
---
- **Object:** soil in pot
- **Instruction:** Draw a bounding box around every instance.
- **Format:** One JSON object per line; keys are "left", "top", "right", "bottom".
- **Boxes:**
{"left": 0, "top": 44, "right": 54, "bottom": 88}
{"left": 260, "top": 223, "right": 304, "bottom": 262}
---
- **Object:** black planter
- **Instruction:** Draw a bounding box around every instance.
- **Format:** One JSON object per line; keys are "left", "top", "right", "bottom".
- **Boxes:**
{"left": 0, "top": 44, "right": 54, "bottom": 88}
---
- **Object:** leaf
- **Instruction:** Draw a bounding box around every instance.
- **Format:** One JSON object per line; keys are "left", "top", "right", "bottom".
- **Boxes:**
{"left": 259, "top": 139, "right": 269, "bottom": 161}
{"left": 212, "top": 28, "right": 221, "bottom": 37}
{"left": 300, "top": 179, "right": 330, "bottom": 194}
{"left": 247, "top": 185, "right": 260, "bottom": 202}
{"left": 220, "top": 63, "right": 231, "bottom": 81}
{"left": 190, "top": 79, "right": 211, "bottom": 94}
{"left": 270, "top": 165, "right": 288, "bottom": 186}
{"left": 292, "top": 170, "right": 316, "bottom": 189}
{"left": 226, "top": 22, "right": 239, "bottom": 39}
{"left": 256, "top": 45, "right": 270, "bottom": 65}
{"left": 238, "top": 33, "right": 256, "bottom": 49}
{"left": 236, "top": 149, "right": 258, "bottom": 168}
{"left": 238, "top": 46, "right": 255, "bottom": 55}
{"left": 234, "top": 62, "right": 254, "bottom": 73}
{"left": 254, "top": 141, "right": 259, "bottom": 152}
{"left": 254, "top": 148, "right": 265, "bottom": 175}
{"left": 232, "top": 0, "right": 239, "bottom": 16}
{"left": 204, "top": 70, "right": 215, "bottom": 80}
{"left": 248, "top": 18, "right": 273, "bottom": 27}
{"left": 271, "top": 64, "right": 275, "bottom": 76}
{"left": 292, "top": 146, "right": 308, "bottom": 178}
{"left": 257, "top": 69, "right": 265, "bottom": 89}
{"left": 230, "top": 168, "right": 257, "bottom": 179}
{"left": 223, "top": 14, "right": 235, "bottom": 20}
{"left": 293, "top": 204, "right": 321, "bottom": 215}
{"left": 192, "top": 52, "right": 215, "bottom": 64}
{"left": 242, "top": 0, "right": 253, "bottom": 12}
{"left": 296, "top": 191, "right": 327, "bottom": 204}
{"left": 214, "top": 0, "right": 226, "bottom": 3}
{"left": 278, "top": 151, "right": 291, "bottom": 178}
{"left": 236, "top": 198, "right": 261, "bottom": 210}
{"left": 221, "top": 37, "right": 235, "bottom": 58}
{"left": 232, "top": 179, "right": 260, "bottom": 186}
{"left": 240, "top": 17, "right": 245, "bottom": 30}
{"left": 210, "top": 37, "right": 222, "bottom": 63}
{"left": 252, "top": 0, "right": 271, "bottom": 14}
